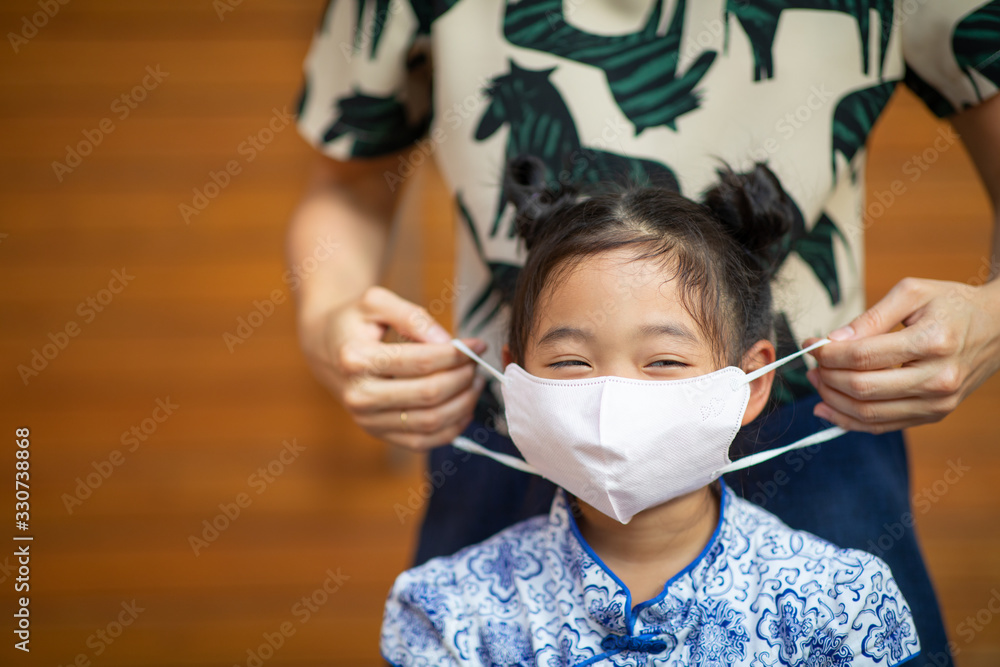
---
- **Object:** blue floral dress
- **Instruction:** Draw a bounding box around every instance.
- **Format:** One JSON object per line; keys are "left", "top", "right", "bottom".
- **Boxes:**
{"left": 381, "top": 483, "right": 920, "bottom": 666}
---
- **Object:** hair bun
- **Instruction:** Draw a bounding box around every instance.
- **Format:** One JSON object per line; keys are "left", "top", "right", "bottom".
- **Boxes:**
{"left": 701, "top": 163, "right": 796, "bottom": 273}
{"left": 504, "top": 154, "right": 576, "bottom": 251}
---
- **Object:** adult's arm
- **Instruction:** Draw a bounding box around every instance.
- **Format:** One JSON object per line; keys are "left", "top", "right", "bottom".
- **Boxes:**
{"left": 805, "top": 93, "right": 1000, "bottom": 433}
{"left": 287, "top": 152, "right": 486, "bottom": 449}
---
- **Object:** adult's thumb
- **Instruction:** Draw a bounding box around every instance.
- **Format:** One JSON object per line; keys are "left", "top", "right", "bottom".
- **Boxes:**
{"left": 358, "top": 286, "right": 451, "bottom": 343}
{"left": 829, "top": 279, "right": 926, "bottom": 341}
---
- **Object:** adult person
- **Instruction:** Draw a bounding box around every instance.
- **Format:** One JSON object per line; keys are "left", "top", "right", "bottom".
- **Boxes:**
{"left": 288, "top": 2, "right": 1000, "bottom": 666}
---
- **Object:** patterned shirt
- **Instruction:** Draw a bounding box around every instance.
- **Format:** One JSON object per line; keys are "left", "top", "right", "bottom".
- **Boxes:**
{"left": 295, "top": 0, "right": 1000, "bottom": 416}
{"left": 380, "top": 484, "right": 921, "bottom": 666}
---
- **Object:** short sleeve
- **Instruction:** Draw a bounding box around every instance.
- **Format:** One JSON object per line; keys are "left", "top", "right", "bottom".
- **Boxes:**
{"left": 902, "top": 1, "right": 1000, "bottom": 117}
{"left": 816, "top": 552, "right": 921, "bottom": 666}
{"left": 380, "top": 573, "right": 462, "bottom": 667}
{"left": 295, "top": 0, "right": 433, "bottom": 159}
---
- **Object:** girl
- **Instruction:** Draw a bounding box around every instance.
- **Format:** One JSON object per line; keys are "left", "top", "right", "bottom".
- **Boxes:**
{"left": 380, "top": 157, "right": 920, "bottom": 666}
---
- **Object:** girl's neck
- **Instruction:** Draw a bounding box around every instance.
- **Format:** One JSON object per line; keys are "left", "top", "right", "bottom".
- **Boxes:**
{"left": 573, "top": 484, "right": 721, "bottom": 603}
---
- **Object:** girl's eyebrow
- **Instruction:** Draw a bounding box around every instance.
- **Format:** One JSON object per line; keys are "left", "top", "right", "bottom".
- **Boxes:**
{"left": 535, "top": 322, "right": 698, "bottom": 348}
{"left": 634, "top": 322, "right": 699, "bottom": 343}
{"left": 536, "top": 326, "right": 590, "bottom": 348}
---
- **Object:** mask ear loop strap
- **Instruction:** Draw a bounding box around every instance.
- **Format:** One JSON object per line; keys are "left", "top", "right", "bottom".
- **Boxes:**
{"left": 451, "top": 436, "right": 543, "bottom": 476}
{"left": 742, "top": 338, "right": 832, "bottom": 384}
{"left": 712, "top": 425, "right": 847, "bottom": 476}
{"left": 448, "top": 340, "right": 543, "bottom": 476}
{"left": 451, "top": 339, "right": 507, "bottom": 385}
{"left": 719, "top": 337, "right": 845, "bottom": 475}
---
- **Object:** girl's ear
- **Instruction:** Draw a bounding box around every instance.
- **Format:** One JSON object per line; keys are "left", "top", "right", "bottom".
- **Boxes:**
{"left": 501, "top": 344, "right": 512, "bottom": 369}
{"left": 740, "top": 339, "right": 776, "bottom": 426}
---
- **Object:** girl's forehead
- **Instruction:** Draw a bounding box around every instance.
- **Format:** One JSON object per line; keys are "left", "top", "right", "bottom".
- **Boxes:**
{"left": 536, "top": 251, "right": 698, "bottom": 330}
{"left": 544, "top": 251, "right": 680, "bottom": 302}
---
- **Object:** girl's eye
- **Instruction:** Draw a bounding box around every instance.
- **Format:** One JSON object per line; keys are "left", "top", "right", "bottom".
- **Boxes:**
{"left": 549, "top": 359, "right": 590, "bottom": 369}
{"left": 648, "top": 359, "right": 686, "bottom": 368}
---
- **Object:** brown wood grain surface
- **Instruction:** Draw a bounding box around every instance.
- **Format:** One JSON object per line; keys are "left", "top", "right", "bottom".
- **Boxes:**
{"left": 0, "top": 1, "right": 997, "bottom": 665}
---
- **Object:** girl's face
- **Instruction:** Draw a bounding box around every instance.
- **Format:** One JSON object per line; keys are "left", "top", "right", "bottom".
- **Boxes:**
{"left": 521, "top": 248, "right": 719, "bottom": 382}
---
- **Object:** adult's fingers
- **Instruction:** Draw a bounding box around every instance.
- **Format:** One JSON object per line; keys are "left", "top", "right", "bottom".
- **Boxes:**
{"left": 826, "top": 277, "right": 931, "bottom": 341}
{"left": 342, "top": 361, "right": 481, "bottom": 414}
{"left": 339, "top": 338, "right": 487, "bottom": 379}
{"left": 808, "top": 370, "right": 953, "bottom": 426}
{"left": 809, "top": 329, "right": 924, "bottom": 371}
{"left": 366, "top": 377, "right": 486, "bottom": 451}
{"left": 811, "top": 401, "right": 934, "bottom": 435}
{"left": 382, "top": 414, "right": 478, "bottom": 452}
{"left": 807, "top": 364, "right": 941, "bottom": 401}
{"left": 357, "top": 285, "right": 451, "bottom": 343}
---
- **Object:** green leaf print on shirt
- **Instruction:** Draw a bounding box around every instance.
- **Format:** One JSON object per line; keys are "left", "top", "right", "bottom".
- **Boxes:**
{"left": 351, "top": 0, "right": 392, "bottom": 58}
{"left": 758, "top": 197, "right": 846, "bottom": 308}
{"left": 475, "top": 60, "right": 679, "bottom": 238}
{"left": 902, "top": 66, "right": 957, "bottom": 118}
{"left": 410, "top": 0, "right": 463, "bottom": 34}
{"left": 831, "top": 81, "right": 897, "bottom": 183}
{"left": 295, "top": 74, "right": 311, "bottom": 119}
{"left": 455, "top": 193, "right": 521, "bottom": 335}
{"left": 503, "top": 0, "right": 716, "bottom": 133}
{"left": 725, "top": 0, "right": 894, "bottom": 82}
{"left": 953, "top": 2, "right": 1000, "bottom": 102}
{"left": 321, "top": 90, "right": 430, "bottom": 157}
{"left": 771, "top": 311, "right": 817, "bottom": 404}
{"left": 792, "top": 213, "right": 848, "bottom": 306}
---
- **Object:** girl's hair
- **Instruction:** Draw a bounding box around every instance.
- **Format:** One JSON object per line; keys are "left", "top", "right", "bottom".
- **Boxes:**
{"left": 503, "top": 155, "right": 796, "bottom": 367}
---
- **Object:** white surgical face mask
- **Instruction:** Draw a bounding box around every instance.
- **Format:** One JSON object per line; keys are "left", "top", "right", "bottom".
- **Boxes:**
{"left": 448, "top": 338, "right": 845, "bottom": 524}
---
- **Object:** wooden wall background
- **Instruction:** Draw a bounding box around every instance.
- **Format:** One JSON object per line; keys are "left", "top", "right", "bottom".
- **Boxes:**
{"left": 0, "top": 1, "right": 997, "bottom": 665}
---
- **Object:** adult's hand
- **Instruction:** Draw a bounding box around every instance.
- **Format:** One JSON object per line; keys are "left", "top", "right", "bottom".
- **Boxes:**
{"left": 805, "top": 94, "right": 1000, "bottom": 434}
{"left": 301, "top": 285, "right": 488, "bottom": 451}
{"left": 287, "top": 153, "right": 487, "bottom": 451}
{"left": 804, "top": 276, "right": 1000, "bottom": 434}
